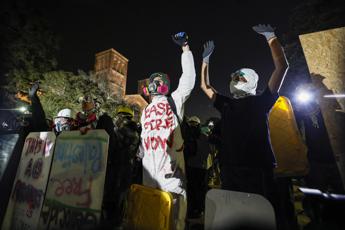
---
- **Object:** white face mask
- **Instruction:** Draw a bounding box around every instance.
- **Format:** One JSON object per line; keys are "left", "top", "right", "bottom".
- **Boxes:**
{"left": 229, "top": 68, "right": 259, "bottom": 99}
{"left": 230, "top": 80, "right": 249, "bottom": 98}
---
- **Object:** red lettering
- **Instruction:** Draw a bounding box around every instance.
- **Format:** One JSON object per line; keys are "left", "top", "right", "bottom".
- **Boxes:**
{"left": 144, "top": 122, "right": 150, "bottom": 130}
{"left": 166, "top": 103, "right": 173, "bottom": 116}
{"left": 76, "top": 176, "right": 92, "bottom": 207}
{"left": 51, "top": 176, "right": 92, "bottom": 208}
{"left": 145, "top": 107, "right": 150, "bottom": 119}
{"left": 143, "top": 136, "right": 171, "bottom": 151}
{"left": 151, "top": 137, "right": 159, "bottom": 150}
{"left": 156, "top": 136, "right": 166, "bottom": 150}
{"left": 25, "top": 138, "right": 45, "bottom": 155}
{"left": 149, "top": 105, "right": 157, "bottom": 117}
{"left": 157, "top": 102, "right": 166, "bottom": 114}
{"left": 156, "top": 119, "right": 163, "bottom": 131}
{"left": 144, "top": 137, "right": 150, "bottom": 150}
{"left": 35, "top": 139, "right": 43, "bottom": 154}
{"left": 165, "top": 116, "right": 174, "bottom": 129}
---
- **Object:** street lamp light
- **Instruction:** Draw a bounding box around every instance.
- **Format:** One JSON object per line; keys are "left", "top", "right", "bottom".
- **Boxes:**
{"left": 296, "top": 89, "right": 313, "bottom": 104}
{"left": 18, "top": 106, "right": 27, "bottom": 113}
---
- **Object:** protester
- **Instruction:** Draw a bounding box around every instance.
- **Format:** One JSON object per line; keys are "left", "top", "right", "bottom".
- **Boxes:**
{"left": 139, "top": 32, "right": 196, "bottom": 229}
{"left": 75, "top": 95, "right": 99, "bottom": 133}
{"left": 28, "top": 82, "right": 77, "bottom": 134}
{"left": 182, "top": 116, "right": 209, "bottom": 219}
{"left": 113, "top": 105, "right": 141, "bottom": 226}
{"left": 200, "top": 24, "right": 288, "bottom": 207}
{"left": 203, "top": 117, "right": 222, "bottom": 189}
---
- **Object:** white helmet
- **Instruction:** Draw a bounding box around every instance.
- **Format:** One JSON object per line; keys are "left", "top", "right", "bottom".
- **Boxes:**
{"left": 54, "top": 108, "right": 73, "bottom": 132}
{"left": 56, "top": 108, "right": 72, "bottom": 118}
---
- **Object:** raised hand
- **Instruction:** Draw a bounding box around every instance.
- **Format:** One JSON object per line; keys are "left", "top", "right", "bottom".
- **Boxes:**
{"left": 172, "top": 32, "right": 189, "bottom": 47}
{"left": 252, "top": 24, "right": 276, "bottom": 41}
{"left": 202, "top": 40, "right": 215, "bottom": 64}
{"left": 28, "top": 81, "right": 40, "bottom": 98}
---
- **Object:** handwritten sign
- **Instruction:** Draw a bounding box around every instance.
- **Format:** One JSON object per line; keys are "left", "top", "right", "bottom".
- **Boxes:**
{"left": 38, "top": 130, "right": 109, "bottom": 230}
{"left": 2, "top": 132, "right": 56, "bottom": 230}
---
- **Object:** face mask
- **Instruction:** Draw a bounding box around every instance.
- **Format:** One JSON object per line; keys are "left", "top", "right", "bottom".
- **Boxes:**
{"left": 229, "top": 68, "right": 258, "bottom": 98}
{"left": 148, "top": 80, "right": 169, "bottom": 95}
{"left": 229, "top": 80, "right": 249, "bottom": 98}
{"left": 54, "top": 119, "right": 71, "bottom": 132}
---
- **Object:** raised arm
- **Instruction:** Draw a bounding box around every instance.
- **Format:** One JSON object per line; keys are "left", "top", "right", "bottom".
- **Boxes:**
{"left": 171, "top": 32, "right": 196, "bottom": 104}
{"left": 28, "top": 82, "right": 49, "bottom": 131}
{"left": 252, "top": 24, "right": 289, "bottom": 94}
{"left": 200, "top": 41, "right": 217, "bottom": 100}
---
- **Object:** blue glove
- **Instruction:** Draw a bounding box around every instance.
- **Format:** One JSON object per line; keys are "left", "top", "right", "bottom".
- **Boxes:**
{"left": 172, "top": 32, "right": 188, "bottom": 47}
{"left": 202, "top": 40, "right": 215, "bottom": 64}
{"left": 252, "top": 24, "right": 276, "bottom": 41}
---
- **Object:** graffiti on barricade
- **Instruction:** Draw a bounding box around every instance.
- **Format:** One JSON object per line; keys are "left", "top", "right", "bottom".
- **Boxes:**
{"left": 54, "top": 141, "right": 102, "bottom": 175}
{"left": 40, "top": 199, "right": 99, "bottom": 229}
{"left": 39, "top": 130, "right": 109, "bottom": 230}
{"left": 11, "top": 180, "right": 44, "bottom": 215}
{"left": 49, "top": 176, "right": 93, "bottom": 207}
{"left": 1, "top": 132, "right": 56, "bottom": 230}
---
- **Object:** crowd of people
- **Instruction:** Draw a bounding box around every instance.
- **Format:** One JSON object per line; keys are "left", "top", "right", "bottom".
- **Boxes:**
{"left": 7, "top": 25, "right": 292, "bottom": 229}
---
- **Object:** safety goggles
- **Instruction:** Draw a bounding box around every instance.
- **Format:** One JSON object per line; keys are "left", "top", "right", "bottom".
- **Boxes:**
{"left": 231, "top": 71, "right": 248, "bottom": 82}
{"left": 117, "top": 112, "right": 133, "bottom": 120}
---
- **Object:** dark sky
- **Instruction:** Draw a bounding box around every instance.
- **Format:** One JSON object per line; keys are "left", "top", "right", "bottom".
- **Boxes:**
{"left": 41, "top": 0, "right": 300, "bottom": 122}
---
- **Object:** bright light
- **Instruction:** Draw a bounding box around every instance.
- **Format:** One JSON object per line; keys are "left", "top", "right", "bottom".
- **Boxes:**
{"left": 18, "top": 106, "right": 27, "bottom": 113}
{"left": 296, "top": 90, "right": 313, "bottom": 103}
{"left": 324, "top": 94, "right": 345, "bottom": 98}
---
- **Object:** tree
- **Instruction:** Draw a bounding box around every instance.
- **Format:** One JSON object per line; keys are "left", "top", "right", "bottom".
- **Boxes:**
{"left": 39, "top": 70, "right": 138, "bottom": 119}
{"left": 0, "top": 0, "right": 58, "bottom": 94}
{"left": 0, "top": 0, "right": 138, "bottom": 121}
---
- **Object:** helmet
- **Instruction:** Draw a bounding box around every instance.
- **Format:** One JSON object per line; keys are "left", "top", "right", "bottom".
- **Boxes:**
{"left": 56, "top": 108, "right": 72, "bottom": 118}
{"left": 54, "top": 108, "right": 74, "bottom": 132}
{"left": 116, "top": 105, "right": 134, "bottom": 118}
{"left": 188, "top": 116, "right": 201, "bottom": 126}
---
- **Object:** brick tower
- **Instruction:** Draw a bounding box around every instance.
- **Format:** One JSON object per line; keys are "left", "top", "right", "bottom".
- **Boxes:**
{"left": 93, "top": 48, "right": 148, "bottom": 117}
{"left": 94, "top": 48, "right": 128, "bottom": 98}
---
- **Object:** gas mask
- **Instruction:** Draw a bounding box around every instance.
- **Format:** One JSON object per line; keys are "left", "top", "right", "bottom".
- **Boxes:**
{"left": 148, "top": 80, "right": 169, "bottom": 95}
{"left": 114, "top": 113, "right": 133, "bottom": 129}
{"left": 229, "top": 68, "right": 258, "bottom": 99}
{"left": 54, "top": 108, "right": 73, "bottom": 133}
{"left": 143, "top": 72, "right": 170, "bottom": 96}
{"left": 54, "top": 117, "right": 71, "bottom": 132}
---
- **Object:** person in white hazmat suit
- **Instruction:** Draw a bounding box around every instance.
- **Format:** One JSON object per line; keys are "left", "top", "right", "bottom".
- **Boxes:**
{"left": 139, "top": 32, "right": 196, "bottom": 229}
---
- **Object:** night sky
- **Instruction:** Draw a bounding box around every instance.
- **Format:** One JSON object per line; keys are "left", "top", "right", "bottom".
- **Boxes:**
{"left": 21, "top": 0, "right": 302, "bottom": 122}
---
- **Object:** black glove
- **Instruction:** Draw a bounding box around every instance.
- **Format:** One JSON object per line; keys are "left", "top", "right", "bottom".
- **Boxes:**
{"left": 202, "top": 40, "right": 215, "bottom": 64}
{"left": 172, "top": 32, "right": 188, "bottom": 47}
{"left": 28, "top": 81, "right": 40, "bottom": 98}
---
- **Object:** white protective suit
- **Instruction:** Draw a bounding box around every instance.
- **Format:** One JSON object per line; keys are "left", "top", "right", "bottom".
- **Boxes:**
{"left": 140, "top": 50, "right": 195, "bottom": 229}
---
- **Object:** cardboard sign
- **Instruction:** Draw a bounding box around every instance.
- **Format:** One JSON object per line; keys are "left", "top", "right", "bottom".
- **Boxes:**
{"left": 2, "top": 132, "right": 56, "bottom": 230}
{"left": 38, "top": 130, "right": 109, "bottom": 230}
